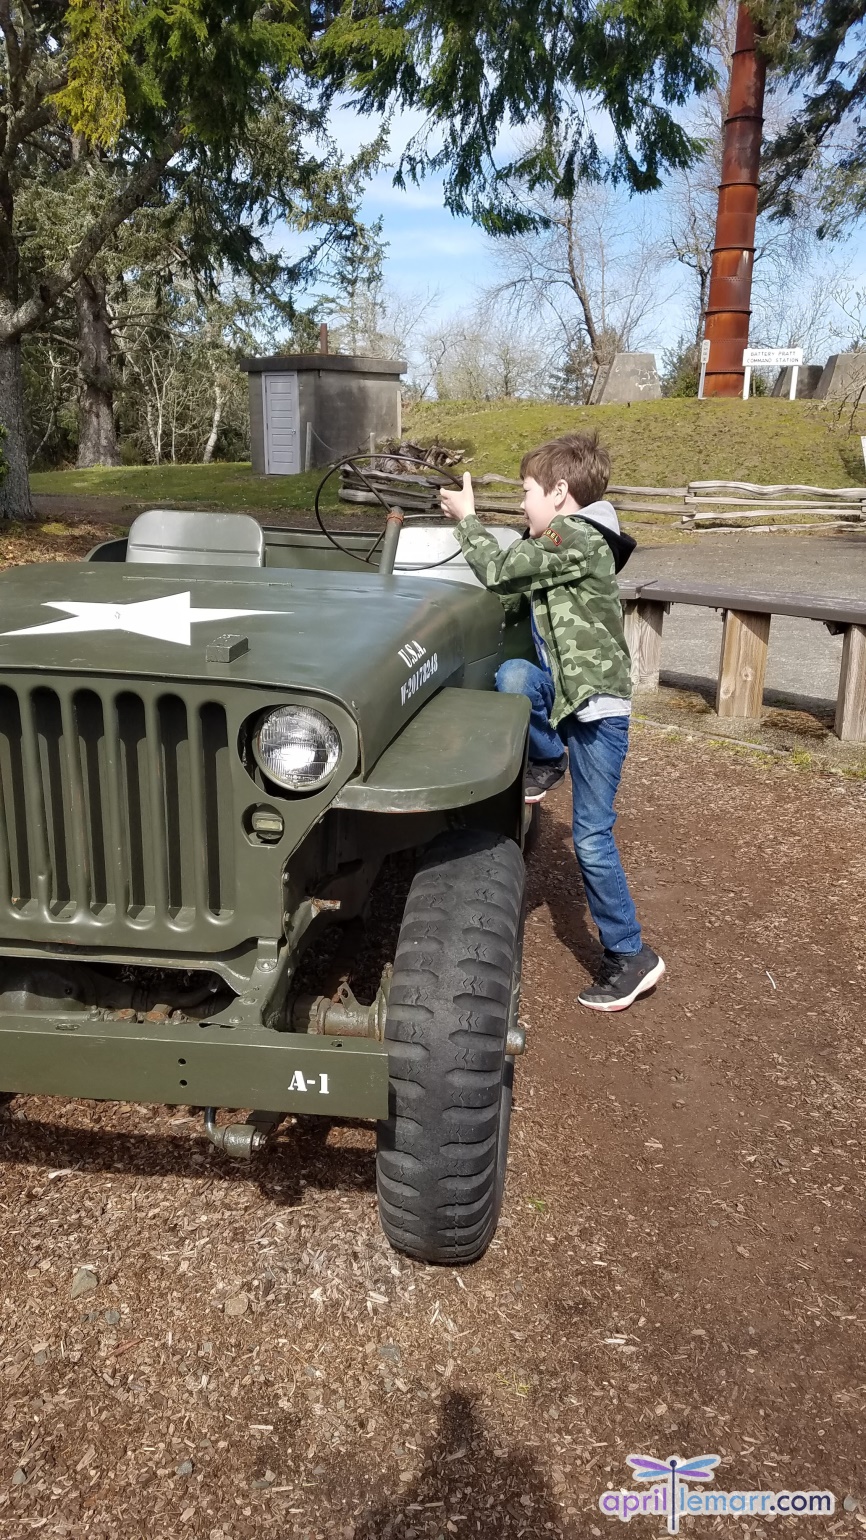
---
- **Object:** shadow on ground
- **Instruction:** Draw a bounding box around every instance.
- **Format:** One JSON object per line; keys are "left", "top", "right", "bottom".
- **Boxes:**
{"left": 347, "top": 1391, "right": 569, "bottom": 1538}
{"left": 0, "top": 1104, "right": 377, "bottom": 1200}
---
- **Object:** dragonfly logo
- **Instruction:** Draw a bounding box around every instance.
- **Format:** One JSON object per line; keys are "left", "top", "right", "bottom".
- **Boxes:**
{"left": 625, "top": 1455, "right": 719, "bottom": 1534}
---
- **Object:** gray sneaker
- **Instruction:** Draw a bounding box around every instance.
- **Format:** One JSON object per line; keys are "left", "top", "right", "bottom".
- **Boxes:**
{"left": 578, "top": 945, "right": 666, "bottom": 1013}
{"left": 524, "top": 753, "right": 568, "bottom": 804}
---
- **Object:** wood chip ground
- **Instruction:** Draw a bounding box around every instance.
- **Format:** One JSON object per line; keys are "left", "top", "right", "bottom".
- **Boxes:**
{"left": 1, "top": 532, "right": 864, "bottom": 1538}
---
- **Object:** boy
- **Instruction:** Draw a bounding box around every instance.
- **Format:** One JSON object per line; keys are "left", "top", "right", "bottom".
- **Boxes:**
{"left": 439, "top": 432, "right": 664, "bottom": 1013}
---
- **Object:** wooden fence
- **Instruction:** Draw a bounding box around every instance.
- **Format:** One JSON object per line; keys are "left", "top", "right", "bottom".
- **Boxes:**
{"left": 652, "top": 482, "right": 866, "bottom": 530}
{"left": 340, "top": 466, "right": 866, "bottom": 531}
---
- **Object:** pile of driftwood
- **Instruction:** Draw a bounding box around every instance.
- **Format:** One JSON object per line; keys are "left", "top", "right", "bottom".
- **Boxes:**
{"left": 339, "top": 445, "right": 526, "bottom": 525}
{"left": 339, "top": 451, "right": 866, "bottom": 532}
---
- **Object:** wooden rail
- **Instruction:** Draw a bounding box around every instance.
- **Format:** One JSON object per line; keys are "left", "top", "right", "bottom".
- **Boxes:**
{"left": 620, "top": 579, "right": 866, "bottom": 741}
{"left": 340, "top": 468, "right": 866, "bottom": 529}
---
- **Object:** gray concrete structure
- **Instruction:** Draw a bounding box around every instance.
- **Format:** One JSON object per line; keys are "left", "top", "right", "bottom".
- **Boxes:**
{"left": 771, "top": 363, "right": 824, "bottom": 399}
{"left": 589, "top": 352, "right": 662, "bottom": 405}
{"left": 813, "top": 351, "right": 866, "bottom": 402}
{"left": 241, "top": 353, "right": 406, "bottom": 474}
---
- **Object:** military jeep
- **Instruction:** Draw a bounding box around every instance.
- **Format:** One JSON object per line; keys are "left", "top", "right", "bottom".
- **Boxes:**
{"left": 0, "top": 497, "right": 532, "bottom": 1264}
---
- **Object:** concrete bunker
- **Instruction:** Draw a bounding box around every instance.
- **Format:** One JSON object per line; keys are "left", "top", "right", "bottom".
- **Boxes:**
{"left": 241, "top": 352, "right": 406, "bottom": 474}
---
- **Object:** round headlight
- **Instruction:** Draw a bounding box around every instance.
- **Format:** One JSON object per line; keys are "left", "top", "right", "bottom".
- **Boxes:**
{"left": 254, "top": 707, "right": 341, "bottom": 792}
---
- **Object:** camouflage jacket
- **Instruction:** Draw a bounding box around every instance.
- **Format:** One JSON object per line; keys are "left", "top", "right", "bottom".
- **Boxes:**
{"left": 453, "top": 513, "right": 632, "bottom": 727}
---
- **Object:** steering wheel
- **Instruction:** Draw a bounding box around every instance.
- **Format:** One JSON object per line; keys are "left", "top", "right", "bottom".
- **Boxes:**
{"left": 313, "top": 452, "right": 471, "bottom": 571}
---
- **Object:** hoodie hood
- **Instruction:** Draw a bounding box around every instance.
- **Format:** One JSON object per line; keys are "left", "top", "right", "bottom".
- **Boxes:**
{"left": 572, "top": 499, "right": 636, "bottom": 573}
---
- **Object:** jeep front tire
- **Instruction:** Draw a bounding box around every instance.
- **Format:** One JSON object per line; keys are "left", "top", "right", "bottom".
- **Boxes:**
{"left": 376, "top": 830, "right": 526, "bottom": 1264}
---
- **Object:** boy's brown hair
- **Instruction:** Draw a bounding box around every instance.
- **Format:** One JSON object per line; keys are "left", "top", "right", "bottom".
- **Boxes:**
{"left": 520, "top": 431, "right": 611, "bottom": 508}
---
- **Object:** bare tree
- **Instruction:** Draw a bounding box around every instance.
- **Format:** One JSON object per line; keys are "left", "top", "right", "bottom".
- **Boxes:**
{"left": 416, "top": 304, "right": 548, "bottom": 401}
{"left": 835, "top": 283, "right": 866, "bottom": 349}
{"left": 481, "top": 176, "right": 667, "bottom": 401}
{"left": 329, "top": 281, "right": 440, "bottom": 364}
{"left": 202, "top": 380, "right": 225, "bottom": 464}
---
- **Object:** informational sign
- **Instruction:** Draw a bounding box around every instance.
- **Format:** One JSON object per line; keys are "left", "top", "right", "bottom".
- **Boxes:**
{"left": 742, "top": 346, "right": 804, "bottom": 401}
{"left": 697, "top": 339, "right": 711, "bottom": 399}
{"left": 742, "top": 347, "right": 803, "bottom": 367}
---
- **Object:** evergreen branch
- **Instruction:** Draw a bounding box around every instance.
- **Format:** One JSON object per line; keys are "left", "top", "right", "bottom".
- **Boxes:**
{"left": 0, "top": 95, "right": 60, "bottom": 172}
{"left": 2, "top": 129, "right": 183, "bottom": 341}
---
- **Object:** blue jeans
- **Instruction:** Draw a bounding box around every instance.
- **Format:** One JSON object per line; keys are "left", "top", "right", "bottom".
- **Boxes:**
{"left": 496, "top": 658, "right": 642, "bottom": 955}
{"left": 496, "top": 656, "right": 564, "bottom": 763}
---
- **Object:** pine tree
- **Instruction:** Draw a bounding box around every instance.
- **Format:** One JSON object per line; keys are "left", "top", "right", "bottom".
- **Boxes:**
{"left": 1, "top": 0, "right": 722, "bottom": 514}
{"left": 756, "top": 0, "right": 866, "bottom": 229}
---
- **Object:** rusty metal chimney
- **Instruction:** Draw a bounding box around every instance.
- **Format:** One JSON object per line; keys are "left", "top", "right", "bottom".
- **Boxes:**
{"left": 702, "top": 5, "right": 767, "bottom": 397}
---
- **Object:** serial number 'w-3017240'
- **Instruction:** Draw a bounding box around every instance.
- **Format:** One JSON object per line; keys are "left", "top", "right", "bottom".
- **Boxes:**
{"left": 400, "top": 652, "right": 438, "bottom": 706}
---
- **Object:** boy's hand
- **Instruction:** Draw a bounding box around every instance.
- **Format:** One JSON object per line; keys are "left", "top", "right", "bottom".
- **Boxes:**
{"left": 439, "top": 472, "right": 476, "bottom": 522}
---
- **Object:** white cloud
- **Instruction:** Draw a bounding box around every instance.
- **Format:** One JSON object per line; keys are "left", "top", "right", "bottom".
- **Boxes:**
{"left": 325, "top": 99, "right": 432, "bottom": 159}
{"left": 366, "top": 176, "right": 448, "bottom": 212}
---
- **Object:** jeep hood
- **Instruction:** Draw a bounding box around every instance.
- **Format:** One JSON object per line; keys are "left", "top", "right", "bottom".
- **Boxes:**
{"left": 0, "top": 563, "right": 504, "bottom": 771}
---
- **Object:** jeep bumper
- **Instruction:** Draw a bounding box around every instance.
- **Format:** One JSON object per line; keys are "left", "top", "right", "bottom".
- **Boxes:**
{"left": 0, "top": 1015, "right": 390, "bottom": 1118}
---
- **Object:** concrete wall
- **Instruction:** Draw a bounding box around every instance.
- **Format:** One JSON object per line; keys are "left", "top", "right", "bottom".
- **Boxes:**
{"left": 771, "top": 364, "right": 824, "bottom": 399}
{"left": 589, "top": 353, "right": 661, "bottom": 405}
{"left": 297, "top": 373, "right": 316, "bottom": 468}
{"left": 248, "top": 374, "right": 265, "bottom": 473}
{"left": 813, "top": 352, "right": 866, "bottom": 401}
{"left": 311, "top": 371, "right": 401, "bottom": 468}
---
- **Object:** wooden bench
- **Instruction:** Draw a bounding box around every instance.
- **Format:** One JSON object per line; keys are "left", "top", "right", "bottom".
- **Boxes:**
{"left": 619, "top": 579, "right": 866, "bottom": 742}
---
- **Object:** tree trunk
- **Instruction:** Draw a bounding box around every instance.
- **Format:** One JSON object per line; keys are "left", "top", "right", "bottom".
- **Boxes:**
{"left": 0, "top": 339, "right": 34, "bottom": 520}
{"left": 0, "top": 157, "right": 33, "bottom": 520}
{"left": 75, "top": 272, "right": 121, "bottom": 467}
{"left": 203, "top": 383, "right": 223, "bottom": 463}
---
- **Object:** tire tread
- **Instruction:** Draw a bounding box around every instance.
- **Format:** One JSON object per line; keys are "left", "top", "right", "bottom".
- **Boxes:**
{"left": 376, "top": 830, "right": 525, "bottom": 1264}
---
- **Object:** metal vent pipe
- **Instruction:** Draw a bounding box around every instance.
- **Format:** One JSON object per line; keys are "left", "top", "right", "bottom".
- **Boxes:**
{"left": 702, "top": 5, "right": 767, "bottom": 397}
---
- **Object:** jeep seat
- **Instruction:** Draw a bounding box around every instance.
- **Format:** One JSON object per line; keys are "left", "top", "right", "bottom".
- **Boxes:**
{"left": 126, "top": 509, "right": 265, "bottom": 567}
{"left": 393, "top": 524, "right": 520, "bottom": 585}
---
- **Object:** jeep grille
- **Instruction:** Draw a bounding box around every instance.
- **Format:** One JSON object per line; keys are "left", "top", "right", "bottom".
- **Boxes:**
{"left": 0, "top": 684, "right": 236, "bottom": 926}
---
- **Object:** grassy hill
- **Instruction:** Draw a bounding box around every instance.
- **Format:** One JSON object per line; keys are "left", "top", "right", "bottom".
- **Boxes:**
{"left": 28, "top": 397, "right": 866, "bottom": 516}
{"left": 403, "top": 397, "right": 866, "bottom": 488}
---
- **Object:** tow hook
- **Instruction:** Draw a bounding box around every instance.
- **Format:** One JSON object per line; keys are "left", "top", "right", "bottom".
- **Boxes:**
{"left": 203, "top": 1108, "right": 278, "bottom": 1159}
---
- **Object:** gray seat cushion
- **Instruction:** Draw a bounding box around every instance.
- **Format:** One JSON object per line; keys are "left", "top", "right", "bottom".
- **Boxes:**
{"left": 126, "top": 509, "right": 264, "bottom": 567}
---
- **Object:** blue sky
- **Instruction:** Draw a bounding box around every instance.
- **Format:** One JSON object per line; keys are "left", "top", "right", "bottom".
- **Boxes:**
{"left": 273, "top": 100, "right": 866, "bottom": 366}
{"left": 324, "top": 102, "right": 497, "bottom": 311}
{"left": 356, "top": 168, "right": 488, "bottom": 307}
{"left": 270, "top": 104, "right": 493, "bottom": 318}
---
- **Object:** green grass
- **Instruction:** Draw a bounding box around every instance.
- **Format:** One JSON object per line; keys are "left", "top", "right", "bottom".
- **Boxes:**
{"left": 404, "top": 397, "right": 866, "bottom": 487}
{"left": 29, "top": 397, "right": 866, "bottom": 512}
{"left": 30, "top": 462, "right": 340, "bottom": 512}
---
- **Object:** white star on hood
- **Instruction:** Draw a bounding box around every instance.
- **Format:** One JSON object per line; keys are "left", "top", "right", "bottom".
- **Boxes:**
{"left": 1, "top": 591, "right": 282, "bottom": 647}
